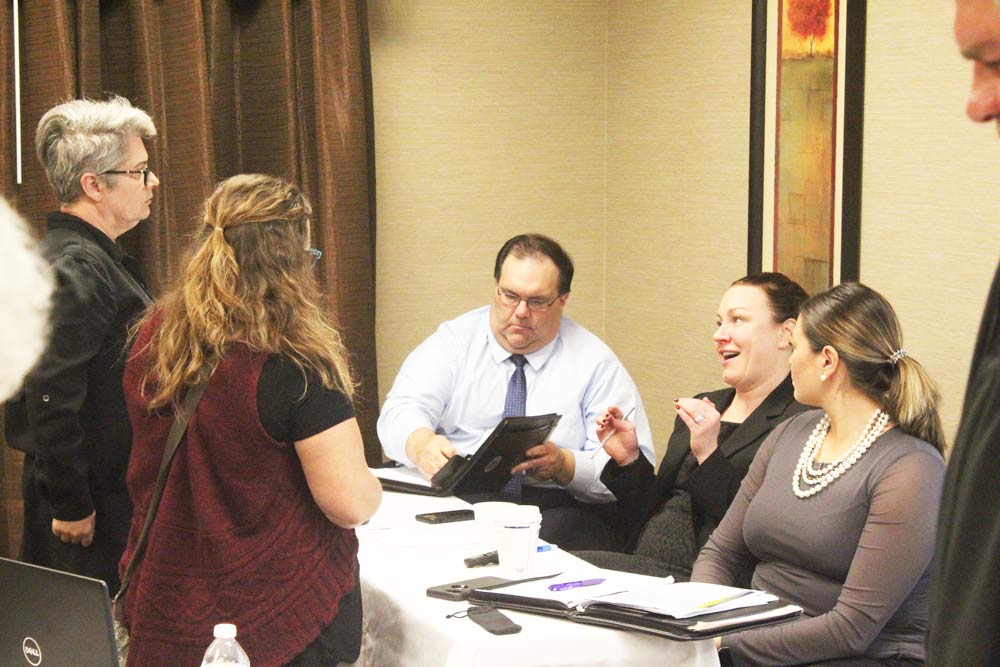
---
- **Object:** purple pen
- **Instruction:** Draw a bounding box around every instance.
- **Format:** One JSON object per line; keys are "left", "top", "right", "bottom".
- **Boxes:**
{"left": 548, "top": 578, "right": 605, "bottom": 592}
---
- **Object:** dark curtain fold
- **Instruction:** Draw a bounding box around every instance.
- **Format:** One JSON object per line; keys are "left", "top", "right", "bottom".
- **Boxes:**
{"left": 0, "top": 0, "right": 378, "bottom": 558}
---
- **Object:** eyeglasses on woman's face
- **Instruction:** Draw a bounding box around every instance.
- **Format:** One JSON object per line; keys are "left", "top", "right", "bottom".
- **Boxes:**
{"left": 99, "top": 167, "right": 154, "bottom": 186}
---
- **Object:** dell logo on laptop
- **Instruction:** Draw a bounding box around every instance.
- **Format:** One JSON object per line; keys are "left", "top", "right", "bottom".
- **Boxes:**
{"left": 22, "top": 637, "right": 42, "bottom": 666}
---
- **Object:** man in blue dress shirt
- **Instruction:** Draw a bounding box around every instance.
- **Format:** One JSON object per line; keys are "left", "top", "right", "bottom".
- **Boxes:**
{"left": 378, "top": 233, "right": 654, "bottom": 550}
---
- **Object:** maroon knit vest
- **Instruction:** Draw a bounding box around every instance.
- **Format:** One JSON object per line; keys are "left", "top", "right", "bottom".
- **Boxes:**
{"left": 120, "top": 318, "right": 358, "bottom": 667}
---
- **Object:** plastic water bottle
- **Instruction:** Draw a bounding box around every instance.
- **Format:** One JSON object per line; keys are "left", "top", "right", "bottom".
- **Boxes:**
{"left": 199, "top": 623, "right": 251, "bottom": 666}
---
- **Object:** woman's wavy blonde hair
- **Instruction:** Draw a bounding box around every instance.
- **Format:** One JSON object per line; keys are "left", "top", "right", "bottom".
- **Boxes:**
{"left": 134, "top": 173, "right": 354, "bottom": 410}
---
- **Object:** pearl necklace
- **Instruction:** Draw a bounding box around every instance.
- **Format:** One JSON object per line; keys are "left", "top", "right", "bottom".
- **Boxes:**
{"left": 792, "top": 409, "right": 890, "bottom": 499}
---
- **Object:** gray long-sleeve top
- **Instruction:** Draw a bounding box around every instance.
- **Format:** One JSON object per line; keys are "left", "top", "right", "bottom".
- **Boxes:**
{"left": 692, "top": 410, "right": 944, "bottom": 666}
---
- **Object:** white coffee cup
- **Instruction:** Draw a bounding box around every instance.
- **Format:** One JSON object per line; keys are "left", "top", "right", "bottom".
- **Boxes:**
{"left": 497, "top": 505, "right": 542, "bottom": 574}
{"left": 472, "top": 501, "right": 517, "bottom": 548}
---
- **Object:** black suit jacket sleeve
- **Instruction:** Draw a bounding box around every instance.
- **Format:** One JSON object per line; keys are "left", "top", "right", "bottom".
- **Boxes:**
{"left": 5, "top": 215, "right": 152, "bottom": 522}
{"left": 928, "top": 260, "right": 1000, "bottom": 667}
{"left": 600, "top": 452, "right": 654, "bottom": 537}
{"left": 682, "top": 447, "right": 744, "bottom": 525}
{"left": 21, "top": 254, "right": 117, "bottom": 520}
{"left": 602, "top": 375, "right": 805, "bottom": 554}
{"left": 681, "top": 377, "right": 805, "bottom": 549}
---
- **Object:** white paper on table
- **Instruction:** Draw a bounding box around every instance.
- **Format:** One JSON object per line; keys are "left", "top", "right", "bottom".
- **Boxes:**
{"left": 371, "top": 466, "right": 432, "bottom": 487}
{"left": 484, "top": 570, "right": 669, "bottom": 609}
{"left": 484, "top": 570, "right": 776, "bottom": 618}
{"left": 360, "top": 489, "right": 471, "bottom": 531}
{"left": 367, "top": 525, "right": 481, "bottom": 549}
{"left": 687, "top": 604, "right": 804, "bottom": 632}
{"left": 597, "top": 581, "right": 778, "bottom": 618}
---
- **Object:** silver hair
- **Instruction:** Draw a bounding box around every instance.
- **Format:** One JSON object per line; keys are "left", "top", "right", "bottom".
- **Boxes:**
{"left": 35, "top": 96, "right": 157, "bottom": 203}
{"left": 0, "top": 197, "right": 53, "bottom": 400}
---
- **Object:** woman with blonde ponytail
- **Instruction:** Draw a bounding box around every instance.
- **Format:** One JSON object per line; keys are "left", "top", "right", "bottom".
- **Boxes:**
{"left": 118, "top": 174, "right": 381, "bottom": 667}
{"left": 693, "top": 283, "right": 945, "bottom": 667}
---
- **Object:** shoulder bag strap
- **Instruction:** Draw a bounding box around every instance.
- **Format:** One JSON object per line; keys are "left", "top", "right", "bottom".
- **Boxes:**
{"left": 114, "top": 380, "right": 209, "bottom": 600}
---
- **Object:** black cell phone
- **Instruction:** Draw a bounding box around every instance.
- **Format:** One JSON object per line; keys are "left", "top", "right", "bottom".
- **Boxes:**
{"left": 415, "top": 509, "right": 475, "bottom": 524}
{"left": 426, "top": 576, "right": 512, "bottom": 601}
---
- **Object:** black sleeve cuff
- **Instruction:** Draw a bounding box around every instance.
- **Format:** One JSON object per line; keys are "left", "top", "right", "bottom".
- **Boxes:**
{"left": 683, "top": 448, "right": 739, "bottom": 521}
{"left": 34, "top": 456, "right": 95, "bottom": 521}
{"left": 600, "top": 454, "right": 653, "bottom": 488}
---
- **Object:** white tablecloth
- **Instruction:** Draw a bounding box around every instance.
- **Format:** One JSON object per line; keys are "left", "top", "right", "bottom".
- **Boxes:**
{"left": 355, "top": 491, "right": 720, "bottom": 667}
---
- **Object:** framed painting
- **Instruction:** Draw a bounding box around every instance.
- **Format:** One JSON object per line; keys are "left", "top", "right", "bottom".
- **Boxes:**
{"left": 747, "top": 0, "right": 866, "bottom": 295}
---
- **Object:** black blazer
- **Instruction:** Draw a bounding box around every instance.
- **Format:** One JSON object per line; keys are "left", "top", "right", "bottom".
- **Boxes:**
{"left": 602, "top": 374, "right": 806, "bottom": 554}
{"left": 928, "top": 260, "right": 1000, "bottom": 667}
{"left": 5, "top": 212, "right": 153, "bottom": 518}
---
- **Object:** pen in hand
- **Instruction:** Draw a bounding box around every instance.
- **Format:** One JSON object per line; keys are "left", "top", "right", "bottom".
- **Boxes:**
{"left": 590, "top": 406, "right": 636, "bottom": 459}
{"left": 548, "top": 578, "right": 606, "bottom": 592}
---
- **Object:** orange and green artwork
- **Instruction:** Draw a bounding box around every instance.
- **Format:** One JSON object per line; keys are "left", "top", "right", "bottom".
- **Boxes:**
{"left": 774, "top": 0, "right": 837, "bottom": 296}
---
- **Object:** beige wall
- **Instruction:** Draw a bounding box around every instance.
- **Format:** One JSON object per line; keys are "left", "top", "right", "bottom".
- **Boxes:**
{"left": 606, "top": 4, "right": 753, "bottom": 452}
{"left": 370, "top": 2, "right": 998, "bottom": 459}
{"left": 369, "top": 0, "right": 609, "bottom": 399}
{"left": 862, "top": 1, "right": 999, "bottom": 444}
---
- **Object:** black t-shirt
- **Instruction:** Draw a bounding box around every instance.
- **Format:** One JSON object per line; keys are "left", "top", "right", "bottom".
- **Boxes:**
{"left": 257, "top": 355, "right": 355, "bottom": 443}
{"left": 257, "top": 355, "right": 361, "bottom": 666}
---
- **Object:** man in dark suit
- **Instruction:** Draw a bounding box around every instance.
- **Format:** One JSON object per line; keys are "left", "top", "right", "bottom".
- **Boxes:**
{"left": 927, "top": 3, "right": 1000, "bottom": 665}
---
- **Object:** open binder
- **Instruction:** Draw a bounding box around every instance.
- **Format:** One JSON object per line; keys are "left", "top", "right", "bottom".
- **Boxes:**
{"left": 375, "top": 413, "right": 561, "bottom": 497}
{"left": 467, "top": 575, "right": 802, "bottom": 641}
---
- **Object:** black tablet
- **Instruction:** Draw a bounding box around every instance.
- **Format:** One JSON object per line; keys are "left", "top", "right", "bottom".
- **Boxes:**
{"left": 376, "top": 413, "right": 561, "bottom": 497}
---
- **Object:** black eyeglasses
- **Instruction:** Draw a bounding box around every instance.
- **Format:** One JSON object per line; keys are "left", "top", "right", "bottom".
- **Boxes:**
{"left": 306, "top": 248, "right": 323, "bottom": 267}
{"left": 496, "top": 285, "right": 562, "bottom": 313}
{"left": 99, "top": 168, "right": 153, "bottom": 186}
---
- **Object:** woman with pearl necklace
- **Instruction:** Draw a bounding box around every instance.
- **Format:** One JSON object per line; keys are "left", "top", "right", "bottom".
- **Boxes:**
{"left": 693, "top": 282, "right": 945, "bottom": 667}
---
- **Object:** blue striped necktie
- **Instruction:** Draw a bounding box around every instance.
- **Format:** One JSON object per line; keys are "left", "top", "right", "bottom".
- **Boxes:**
{"left": 499, "top": 354, "right": 527, "bottom": 500}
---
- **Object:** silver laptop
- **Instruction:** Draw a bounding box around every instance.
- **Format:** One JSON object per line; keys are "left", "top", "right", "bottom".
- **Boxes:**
{"left": 0, "top": 557, "right": 117, "bottom": 667}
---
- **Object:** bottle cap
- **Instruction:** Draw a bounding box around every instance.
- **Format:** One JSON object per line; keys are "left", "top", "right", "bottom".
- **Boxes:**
{"left": 213, "top": 623, "right": 237, "bottom": 639}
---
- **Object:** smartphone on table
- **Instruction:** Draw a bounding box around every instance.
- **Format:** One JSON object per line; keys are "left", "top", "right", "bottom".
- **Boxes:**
{"left": 414, "top": 509, "right": 475, "bottom": 524}
{"left": 426, "top": 576, "right": 512, "bottom": 601}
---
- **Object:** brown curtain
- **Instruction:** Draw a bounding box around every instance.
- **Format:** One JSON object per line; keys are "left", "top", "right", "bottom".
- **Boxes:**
{"left": 0, "top": 0, "right": 379, "bottom": 558}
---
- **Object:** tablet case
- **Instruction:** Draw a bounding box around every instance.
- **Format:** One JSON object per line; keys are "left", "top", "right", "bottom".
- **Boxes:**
{"left": 467, "top": 585, "right": 802, "bottom": 641}
{"left": 377, "top": 413, "right": 561, "bottom": 497}
{"left": 426, "top": 572, "right": 560, "bottom": 601}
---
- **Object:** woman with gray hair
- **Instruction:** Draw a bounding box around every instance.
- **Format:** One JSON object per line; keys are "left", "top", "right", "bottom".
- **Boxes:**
{"left": 4, "top": 96, "right": 159, "bottom": 594}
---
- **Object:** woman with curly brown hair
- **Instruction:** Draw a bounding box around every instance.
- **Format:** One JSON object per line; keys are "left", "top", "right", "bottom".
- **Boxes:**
{"left": 119, "top": 174, "right": 381, "bottom": 667}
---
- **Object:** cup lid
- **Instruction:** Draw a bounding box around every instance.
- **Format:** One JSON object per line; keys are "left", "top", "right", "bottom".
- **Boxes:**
{"left": 501, "top": 504, "right": 541, "bottom": 525}
{"left": 472, "top": 501, "right": 517, "bottom": 512}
